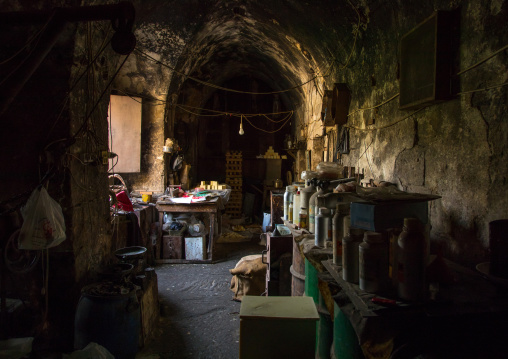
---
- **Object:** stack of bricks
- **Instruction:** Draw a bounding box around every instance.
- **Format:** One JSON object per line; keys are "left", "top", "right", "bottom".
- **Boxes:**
{"left": 225, "top": 151, "right": 243, "bottom": 218}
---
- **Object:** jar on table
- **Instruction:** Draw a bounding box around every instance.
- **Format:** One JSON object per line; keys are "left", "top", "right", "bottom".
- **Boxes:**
{"left": 359, "top": 231, "right": 389, "bottom": 293}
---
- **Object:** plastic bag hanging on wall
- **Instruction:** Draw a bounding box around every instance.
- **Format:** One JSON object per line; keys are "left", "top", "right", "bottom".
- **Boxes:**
{"left": 18, "top": 187, "right": 66, "bottom": 250}
{"left": 337, "top": 127, "right": 350, "bottom": 154}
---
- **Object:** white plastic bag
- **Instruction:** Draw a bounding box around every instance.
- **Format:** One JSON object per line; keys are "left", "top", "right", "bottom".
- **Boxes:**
{"left": 18, "top": 187, "right": 66, "bottom": 250}
{"left": 63, "top": 342, "right": 114, "bottom": 359}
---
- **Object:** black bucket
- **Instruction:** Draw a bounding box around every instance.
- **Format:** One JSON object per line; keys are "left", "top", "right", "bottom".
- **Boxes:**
{"left": 74, "top": 283, "right": 140, "bottom": 359}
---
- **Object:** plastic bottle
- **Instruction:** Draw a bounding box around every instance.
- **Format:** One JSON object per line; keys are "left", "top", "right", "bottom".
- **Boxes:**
{"left": 342, "top": 224, "right": 364, "bottom": 283}
{"left": 332, "top": 202, "right": 350, "bottom": 265}
{"left": 300, "top": 182, "right": 316, "bottom": 218}
{"left": 315, "top": 207, "right": 330, "bottom": 247}
{"left": 397, "top": 218, "right": 426, "bottom": 301}
{"left": 299, "top": 207, "right": 308, "bottom": 229}
{"left": 283, "top": 186, "right": 294, "bottom": 221}
{"left": 359, "top": 231, "right": 389, "bottom": 293}
{"left": 292, "top": 190, "right": 301, "bottom": 227}
{"left": 308, "top": 182, "right": 331, "bottom": 234}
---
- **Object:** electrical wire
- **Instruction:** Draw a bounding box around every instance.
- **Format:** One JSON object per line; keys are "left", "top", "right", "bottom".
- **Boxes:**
{"left": 175, "top": 102, "right": 293, "bottom": 117}
{"left": 113, "top": 89, "right": 166, "bottom": 105}
{"left": 346, "top": 79, "right": 507, "bottom": 133}
{"left": 259, "top": 112, "right": 293, "bottom": 123}
{"left": 135, "top": 48, "right": 330, "bottom": 95}
{"left": 457, "top": 81, "right": 508, "bottom": 95}
{"left": 337, "top": 0, "right": 362, "bottom": 71}
{"left": 0, "top": 14, "right": 53, "bottom": 66}
{"left": 362, "top": 137, "right": 375, "bottom": 178}
{"left": 347, "top": 93, "right": 400, "bottom": 117}
{"left": 242, "top": 111, "right": 293, "bottom": 133}
{"left": 44, "top": 36, "right": 112, "bottom": 142}
{"left": 0, "top": 13, "right": 54, "bottom": 88}
{"left": 346, "top": 106, "right": 427, "bottom": 131}
{"left": 108, "top": 156, "right": 119, "bottom": 173}
{"left": 72, "top": 53, "right": 131, "bottom": 140}
{"left": 456, "top": 43, "right": 508, "bottom": 76}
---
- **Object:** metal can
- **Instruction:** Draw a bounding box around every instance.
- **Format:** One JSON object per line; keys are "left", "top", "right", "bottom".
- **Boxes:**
{"left": 283, "top": 186, "right": 294, "bottom": 221}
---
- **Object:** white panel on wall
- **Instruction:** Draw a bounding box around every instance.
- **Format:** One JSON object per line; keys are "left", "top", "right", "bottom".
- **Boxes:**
{"left": 108, "top": 95, "right": 142, "bottom": 173}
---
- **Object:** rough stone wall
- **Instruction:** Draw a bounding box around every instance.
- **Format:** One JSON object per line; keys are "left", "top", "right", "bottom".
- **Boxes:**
{"left": 69, "top": 0, "right": 121, "bottom": 283}
{"left": 319, "top": 0, "right": 508, "bottom": 266}
{"left": 0, "top": 0, "right": 125, "bottom": 349}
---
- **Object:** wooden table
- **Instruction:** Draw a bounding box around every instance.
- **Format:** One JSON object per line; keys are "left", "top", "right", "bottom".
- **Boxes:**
{"left": 156, "top": 197, "right": 222, "bottom": 263}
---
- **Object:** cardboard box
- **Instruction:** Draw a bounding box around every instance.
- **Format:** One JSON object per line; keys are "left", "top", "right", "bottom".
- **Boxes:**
{"left": 185, "top": 236, "right": 207, "bottom": 260}
{"left": 350, "top": 201, "right": 428, "bottom": 232}
{"left": 239, "top": 296, "right": 319, "bottom": 359}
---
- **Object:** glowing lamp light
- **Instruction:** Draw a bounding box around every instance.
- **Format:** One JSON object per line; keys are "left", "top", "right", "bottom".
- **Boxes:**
{"left": 239, "top": 116, "right": 245, "bottom": 135}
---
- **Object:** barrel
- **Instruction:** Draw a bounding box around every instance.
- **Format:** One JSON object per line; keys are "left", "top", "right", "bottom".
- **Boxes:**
{"left": 74, "top": 283, "right": 140, "bottom": 359}
{"left": 316, "top": 293, "right": 333, "bottom": 359}
{"left": 332, "top": 301, "right": 363, "bottom": 359}
{"left": 291, "top": 240, "right": 305, "bottom": 296}
{"left": 305, "top": 258, "right": 319, "bottom": 303}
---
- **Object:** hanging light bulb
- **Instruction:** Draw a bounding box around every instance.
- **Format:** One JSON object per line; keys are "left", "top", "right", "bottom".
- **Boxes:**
{"left": 239, "top": 115, "right": 245, "bottom": 135}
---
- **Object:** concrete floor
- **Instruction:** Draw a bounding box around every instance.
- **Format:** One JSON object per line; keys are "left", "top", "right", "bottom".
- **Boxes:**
{"left": 136, "top": 240, "right": 263, "bottom": 359}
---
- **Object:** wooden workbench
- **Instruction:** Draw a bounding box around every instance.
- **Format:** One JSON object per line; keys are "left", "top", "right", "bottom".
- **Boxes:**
{"left": 156, "top": 197, "right": 222, "bottom": 263}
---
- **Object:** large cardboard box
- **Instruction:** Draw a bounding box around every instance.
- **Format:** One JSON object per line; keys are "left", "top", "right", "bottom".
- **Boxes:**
{"left": 239, "top": 296, "right": 319, "bottom": 359}
{"left": 350, "top": 201, "right": 428, "bottom": 232}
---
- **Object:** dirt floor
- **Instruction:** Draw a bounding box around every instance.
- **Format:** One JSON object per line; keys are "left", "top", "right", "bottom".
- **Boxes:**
{"left": 136, "top": 240, "right": 263, "bottom": 359}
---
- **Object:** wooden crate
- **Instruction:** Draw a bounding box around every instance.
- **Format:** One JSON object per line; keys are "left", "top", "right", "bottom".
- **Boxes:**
{"left": 226, "top": 151, "right": 243, "bottom": 218}
{"left": 162, "top": 235, "right": 183, "bottom": 259}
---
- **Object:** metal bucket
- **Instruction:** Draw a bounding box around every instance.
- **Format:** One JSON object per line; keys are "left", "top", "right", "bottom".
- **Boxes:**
{"left": 291, "top": 240, "right": 305, "bottom": 296}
